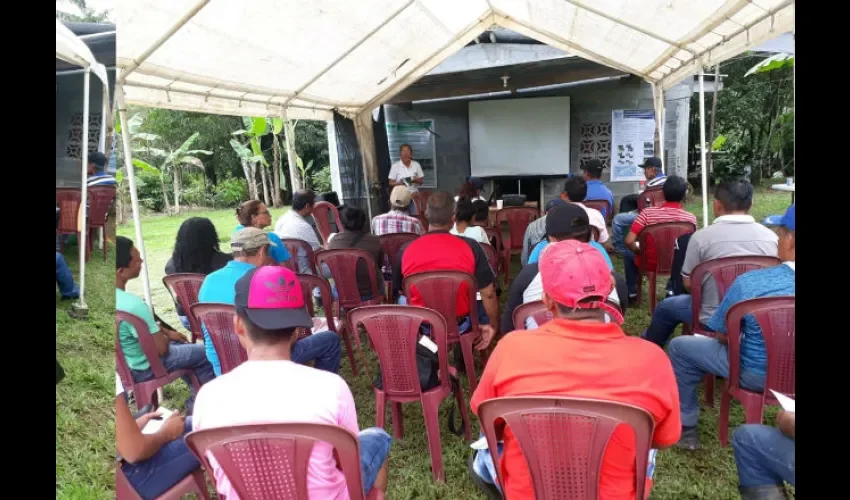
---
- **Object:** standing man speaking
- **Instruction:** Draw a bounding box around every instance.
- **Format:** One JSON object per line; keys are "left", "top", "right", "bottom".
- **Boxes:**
{"left": 388, "top": 143, "right": 425, "bottom": 214}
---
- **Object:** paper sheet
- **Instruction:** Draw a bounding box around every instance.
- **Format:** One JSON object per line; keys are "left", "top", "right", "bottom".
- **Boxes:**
{"left": 141, "top": 407, "right": 175, "bottom": 435}
{"left": 470, "top": 436, "right": 490, "bottom": 450}
{"left": 770, "top": 390, "right": 795, "bottom": 412}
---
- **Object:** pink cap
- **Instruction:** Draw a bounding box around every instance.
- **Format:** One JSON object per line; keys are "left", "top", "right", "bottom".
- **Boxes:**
{"left": 234, "top": 266, "right": 312, "bottom": 330}
{"left": 538, "top": 240, "right": 623, "bottom": 324}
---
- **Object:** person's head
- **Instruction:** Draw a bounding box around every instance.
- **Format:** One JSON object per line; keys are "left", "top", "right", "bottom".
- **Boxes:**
{"left": 454, "top": 196, "right": 476, "bottom": 224}
{"left": 292, "top": 189, "right": 316, "bottom": 216}
{"left": 539, "top": 239, "right": 623, "bottom": 324}
{"left": 763, "top": 204, "right": 795, "bottom": 262}
{"left": 389, "top": 185, "right": 412, "bottom": 211}
{"left": 231, "top": 227, "right": 274, "bottom": 266}
{"left": 471, "top": 200, "right": 489, "bottom": 225}
{"left": 662, "top": 175, "right": 688, "bottom": 203}
{"left": 236, "top": 200, "right": 271, "bottom": 229}
{"left": 116, "top": 236, "right": 142, "bottom": 287}
{"left": 425, "top": 191, "right": 455, "bottom": 229}
{"left": 561, "top": 177, "right": 588, "bottom": 203}
{"left": 545, "top": 198, "right": 567, "bottom": 215}
{"left": 582, "top": 159, "right": 604, "bottom": 180}
{"left": 639, "top": 156, "right": 663, "bottom": 180}
{"left": 545, "top": 203, "right": 592, "bottom": 244}
{"left": 88, "top": 151, "right": 108, "bottom": 176}
{"left": 340, "top": 205, "right": 368, "bottom": 232}
{"left": 233, "top": 266, "right": 313, "bottom": 355}
{"left": 713, "top": 180, "right": 754, "bottom": 216}
{"left": 171, "top": 217, "right": 223, "bottom": 274}
{"left": 400, "top": 144, "right": 413, "bottom": 163}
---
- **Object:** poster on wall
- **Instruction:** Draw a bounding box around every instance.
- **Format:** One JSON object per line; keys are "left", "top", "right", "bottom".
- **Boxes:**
{"left": 610, "top": 109, "right": 656, "bottom": 182}
{"left": 386, "top": 120, "right": 437, "bottom": 188}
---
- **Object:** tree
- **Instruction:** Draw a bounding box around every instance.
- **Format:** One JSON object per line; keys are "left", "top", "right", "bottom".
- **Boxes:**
{"left": 56, "top": 0, "right": 110, "bottom": 23}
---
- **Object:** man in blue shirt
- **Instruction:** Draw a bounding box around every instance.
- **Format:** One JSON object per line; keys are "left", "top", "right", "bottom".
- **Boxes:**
{"left": 581, "top": 159, "right": 615, "bottom": 218}
{"left": 198, "top": 227, "right": 341, "bottom": 376}
{"left": 87, "top": 151, "right": 118, "bottom": 186}
{"left": 668, "top": 204, "right": 795, "bottom": 451}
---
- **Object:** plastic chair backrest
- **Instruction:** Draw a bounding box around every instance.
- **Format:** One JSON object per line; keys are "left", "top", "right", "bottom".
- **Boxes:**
{"left": 690, "top": 256, "right": 781, "bottom": 328}
{"left": 481, "top": 243, "right": 499, "bottom": 274}
{"left": 190, "top": 303, "right": 246, "bottom": 375}
{"left": 379, "top": 233, "right": 419, "bottom": 271}
{"left": 56, "top": 188, "right": 82, "bottom": 233}
{"left": 496, "top": 207, "right": 540, "bottom": 250}
{"left": 116, "top": 311, "right": 170, "bottom": 379}
{"left": 87, "top": 185, "right": 117, "bottom": 226}
{"left": 281, "top": 238, "right": 317, "bottom": 274}
{"left": 348, "top": 305, "right": 449, "bottom": 397}
{"left": 512, "top": 301, "right": 553, "bottom": 331}
{"left": 162, "top": 273, "right": 205, "bottom": 336}
{"left": 313, "top": 201, "right": 342, "bottom": 245}
{"left": 402, "top": 271, "right": 478, "bottom": 337}
{"left": 726, "top": 296, "right": 795, "bottom": 399}
{"left": 637, "top": 187, "right": 665, "bottom": 211}
{"left": 315, "top": 249, "right": 383, "bottom": 309}
{"left": 484, "top": 226, "right": 504, "bottom": 252}
{"left": 411, "top": 192, "right": 429, "bottom": 216}
{"left": 637, "top": 222, "right": 696, "bottom": 274}
{"left": 185, "top": 422, "right": 369, "bottom": 500}
{"left": 296, "top": 274, "right": 337, "bottom": 339}
{"left": 477, "top": 396, "right": 655, "bottom": 500}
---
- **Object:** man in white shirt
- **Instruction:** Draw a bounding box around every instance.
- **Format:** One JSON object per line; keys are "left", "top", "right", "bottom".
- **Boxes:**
{"left": 274, "top": 190, "right": 324, "bottom": 275}
{"left": 388, "top": 144, "right": 425, "bottom": 193}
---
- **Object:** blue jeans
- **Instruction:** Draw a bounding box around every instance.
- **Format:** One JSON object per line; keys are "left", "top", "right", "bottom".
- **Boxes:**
{"left": 359, "top": 427, "right": 392, "bottom": 493}
{"left": 122, "top": 417, "right": 200, "bottom": 500}
{"left": 131, "top": 341, "right": 216, "bottom": 411}
{"left": 612, "top": 212, "right": 639, "bottom": 295}
{"left": 668, "top": 335, "right": 766, "bottom": 427}
{"left": 178, "top": 315, "right": 191, "bottom": 331}
{"left": 643, "top": 295, "right": 710, "bottom": 346}
{"left": 293, "top": 331, "right": 342, "bottom": 374}
{"left": 732, "top": 424, "right": 795, "bottom": 488}
{"left": 56, "top": 252, "right": 79, "bottom": 299}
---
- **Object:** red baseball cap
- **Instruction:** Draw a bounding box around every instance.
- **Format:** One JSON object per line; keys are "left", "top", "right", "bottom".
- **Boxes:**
{"left": 539, "top": 240, "right": 624, "bottom": 324}
{"left": 234, "top": 266, "right": 312, "bottom": 330}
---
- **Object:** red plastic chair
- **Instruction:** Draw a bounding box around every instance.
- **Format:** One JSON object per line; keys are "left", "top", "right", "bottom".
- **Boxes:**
{"left": 481, "top": 243, "right": 500, "bottom": 279}
{"left": 348, "top": 305, "right": 471, "bottom": 482}
{"left": 512, "top": 300, "right": 554, "bottom": 332}
{"left": 687, "top": 256, "right": 781, "bottom": 407}
{"left": 378, "top": 232, "right": 419, "bottom": 298}
{"left": 637, "top": 186, "right": 666, "bottom": 211}
{"left": 280, "top": 238, "right": 317, "bottom": 274}
{"left": 496, "top": 207, "right": 540, "bottom": 258}
{"left": 719, "top": 296, "right": 795, "bottom": 447}
{"left": 411, "top": 191, "right": 429, "bottom": 217}
{"left": 583, "top": 199, "right": 612, "bottom": 225}
{"left": 636, "top": 221, "right": 696, "bottom": 313}
{"left": 87, "top": 185, "right": 117, "bottom": 261}
{"left": 483, "top": 226, "right": 511, "bottom": 287}
{"left": 403, "top": 271, "right": 481, "bottom": 392}
{"left": 313, "top": 201, "right": 343, "bottom": 246}
{"left": 56, "top": 187, "right": 90, "bottom": 261}
{"left": 477, "top": 396, "right": 655, "bottom": 500}
{"left": 190, "top": 303, "right": 246, "bottom": 375}
{"left": 185, "top": 422, "right": 385, "bottom": 500}
{"left": 115, "top": 311, "right": 201, "bottom": 409}
{"left": 116, "top": 466, "right": 209, "bottom": 500}
{"left": 162, "top": 273, "right": 206, "bottom": 344}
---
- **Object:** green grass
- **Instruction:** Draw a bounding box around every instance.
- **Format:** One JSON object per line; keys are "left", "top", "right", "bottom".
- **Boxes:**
{"left": 112, "top": 187, "right": 794, "bottom": 499}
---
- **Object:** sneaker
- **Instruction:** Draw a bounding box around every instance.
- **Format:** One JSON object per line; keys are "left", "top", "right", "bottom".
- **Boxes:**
{"left": 676, "top": 426, "right": 700, "bottom": 450}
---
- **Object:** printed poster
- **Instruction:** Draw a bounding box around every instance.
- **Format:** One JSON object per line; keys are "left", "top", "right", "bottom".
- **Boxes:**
{"left": 610, "top": 109, "right": 656, "bottom": 182}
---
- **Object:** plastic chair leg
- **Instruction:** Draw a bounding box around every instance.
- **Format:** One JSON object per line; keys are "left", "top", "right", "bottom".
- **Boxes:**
{"left": 703, "top": 375, "right": 715, "bottom": 408}
{"left": 453, "top": 384, "right": 472, "bottom": 441}
{"left": 391, "top": 402, "right": 404, "bottom": 440}
{"left": 648, "top": 272, "right": 657, "bottom": 314}
{"left": 718, "top": 391, "right": 731, "bottom": 447}
{"left": 459, "top": 335, "right": 478, "bottom": 393}
{"left": 338, "top": 324, "right": 359, "bottom": 376}
{"left": 743, "top": 401, "right": 765, "bottom": 425}
{"left": 375, "top": 390, "right": 386, "bottom": 429}
{"left": 635, "top": 274, "right": 643, "bottom": 306}
{"left": 421, "top": 396, "right": 445, "bottom": 482}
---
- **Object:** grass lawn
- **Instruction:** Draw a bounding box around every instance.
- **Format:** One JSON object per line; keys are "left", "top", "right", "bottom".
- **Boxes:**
{"left": 113, "top": 187, "right": 794, "bottom": 499}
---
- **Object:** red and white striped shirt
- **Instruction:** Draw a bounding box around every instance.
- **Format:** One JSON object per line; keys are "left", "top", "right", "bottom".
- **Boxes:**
{"left": 371, "top": 209, "right": 424, "bottom": 236}
{"left": 629, "top": 202, "right": 697, "bottom": 268}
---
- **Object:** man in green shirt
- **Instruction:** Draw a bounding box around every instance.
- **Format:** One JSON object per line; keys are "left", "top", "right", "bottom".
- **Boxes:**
{"left": 116, "top": 236, "right": 214, "bottom": 412}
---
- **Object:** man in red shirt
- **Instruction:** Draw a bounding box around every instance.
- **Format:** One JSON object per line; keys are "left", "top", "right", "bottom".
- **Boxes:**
{"left": 623, "top": 175, "right": 697, "bottom": 302}
{"left": 470, "top": 240, "right": 681, "bottom": 500}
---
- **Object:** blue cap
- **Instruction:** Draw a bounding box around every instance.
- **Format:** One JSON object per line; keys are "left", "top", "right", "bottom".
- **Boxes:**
{"left": 545, "top": 198, "right": 567, "bottom": 213}
{"left": 762, "top": 204, "right": 795, "bottom": 231}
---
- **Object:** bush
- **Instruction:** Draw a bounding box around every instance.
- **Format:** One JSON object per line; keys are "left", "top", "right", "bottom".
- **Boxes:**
{"left": 311, "top": 165, "right": 332, "bottom": 194}
{"left": 136, "top": 170, "right": 165, "bottom": 212}
{"left": 181, "top": 183, "right": 215, "bottom": 207}
{"left": 213, "top": 177, "right": 249, "bottom": 207}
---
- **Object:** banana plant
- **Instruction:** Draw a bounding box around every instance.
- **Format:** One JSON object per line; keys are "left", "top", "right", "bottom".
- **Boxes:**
{"left": 232, "top": 116, "right": 285, "bottom": 206}
{"left": 133, "top": 132, "right": 211, "bottom": 215}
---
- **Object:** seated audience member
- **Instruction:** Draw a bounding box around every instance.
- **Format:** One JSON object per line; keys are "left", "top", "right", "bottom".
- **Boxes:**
{"left": 56, "top": 252, "right": 80, "bottom": 300}
{"left": 502, "top": 203, "right": 624, "bottom": 333}
{"left": 456, "top": 177, "right": 487, "bottom": 202}
{"left": 642, "top": 181, "right": 778, "bottom": 346}
{"left": 520, "top": 199, "right": 566, "bottom": 266}
{"left": 581, "top": 159, "right": 615, "bottom": 219}
{"left": 471, "top": 200, "right": 490, "bottom": 227}
{"left": 328, "top": 205, "right": 384, "bottom": 300}
{"left": 192, "top": 266, "right": 392, "bottom": 499}
{"left": 164, "top": 217, "right": 233, "bottom": 330}
{"left": 471, "top": 239, "right": 680, "bottom": 499}
{"left": 198, "top": 228, "right": 341, "bottom": 377}
{"left": 732, "top": 412, "right": 795, "bottom": 500}
{"left": 116, "top": 237, "right": 215, "bottom": 412}
{"left": 392, "top": 191, "right": 498, "bottom": 349}
{"left": 670, "top": 204, "right": 795, "bottom": 450}
{"left": 116, "top": 376, "right": 199, "bottom": 499}
{"left": 275, "top": 189, "right": 322, "bottom": 249}
{"left": 560, "top": 176, "right": 609, "bottom": 243}
{"left": 611, "top": 156, "right": 667, "bottom": 261}
{"left": 624, "top": 175, "right": 697, "bottom": 301}
{"left": 233, "top": 200, "right": 290, "bottom": 265}
{"left": 451, "top": 196, "right": 490, "bottom": 245}
{"left": 86, "top": 151, "right": 118, "bottom": 186}
{"left": 371, "top": 185, "right": 424, "bottom": 236}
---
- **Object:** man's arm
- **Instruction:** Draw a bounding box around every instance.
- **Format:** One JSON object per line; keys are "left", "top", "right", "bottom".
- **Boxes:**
{"left": 116, "top": 395, "right": 185, "bottom": 463}
{"left": 705, "top": 277, "right": 746, "bottom": 343}
{"left": 680, "top": 233, "right": 702, "bottom": 292}
{"left": 625, "top": 213, "right": 647, "bottom": 253}
{"left": 478, "top": 283, "right": 499, "bottom": 349}
{"left": 625, "top": 231, "right": 640, "bottom": 253}
{"left": 411, "top": 163, "right": 425, "bottom": 184}
{"left": 777, "top": 410, "right": 795, "bottom": 438}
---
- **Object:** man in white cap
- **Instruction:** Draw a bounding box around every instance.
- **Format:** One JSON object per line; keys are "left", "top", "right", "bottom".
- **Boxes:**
{"left": 371, "top": 185, "right": 425, "bottom": 236}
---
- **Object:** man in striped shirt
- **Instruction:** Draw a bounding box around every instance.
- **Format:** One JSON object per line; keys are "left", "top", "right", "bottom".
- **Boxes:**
{"left": 371, "top": 185, "right": 424, "bottom": 236}
{"left": 624, "top": 176, "right": 697, "bottom": 300}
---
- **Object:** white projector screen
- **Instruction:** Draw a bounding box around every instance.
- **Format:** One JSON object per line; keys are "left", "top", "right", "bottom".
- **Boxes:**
{"left": 469, "top": 96, "right": 570, "bottom": 177}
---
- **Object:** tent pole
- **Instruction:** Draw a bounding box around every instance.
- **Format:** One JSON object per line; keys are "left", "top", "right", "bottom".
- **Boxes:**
{"left": 698, "top": 64, "right": 709, "bottom": 228}
{"left": 116, "top": 85, "right": 154, "bottom": 310}
{"left": 75, "top": 68, "right": 91, "bottom": 312}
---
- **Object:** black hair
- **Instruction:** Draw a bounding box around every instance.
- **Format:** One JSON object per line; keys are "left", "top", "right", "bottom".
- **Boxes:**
{"left": 292, "top": 190, "right": 316, "bottom": 211}
{"left": 472, "top": 200, "right": 489, "bottom": 222}
{"left": 455, "top": 196, "right": 476, "bottom": 223}
{"left": 563, "top": 177, "right": 588, "bottom": 202}
{"left": 171, "top": 217, "right": 223, "bottom": 274}
{"left": 236, "top": 309, "right": 297, "bottom": 345}
{"left": 399, "top": 143, "right": 413, "bottom": 154}
{"left": 236, "top": 200, "right": 265, "bottom": 226}
{"left": 426, "top": 191, "right": 455, "bottom": 226}
{"left": 713, "top": 180, "right": 754, "bottom": 212}
{"left": 662, "top": 175, "right": 688, "bottom": 203}
{"left": 340, "top": 205, "right": 368, "bottom": 232}
{"left": 116, "top": 236, "right": 134, "bottom": 270}
{"left": 550, "top": 226, "right": 592, "bottom": 244}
